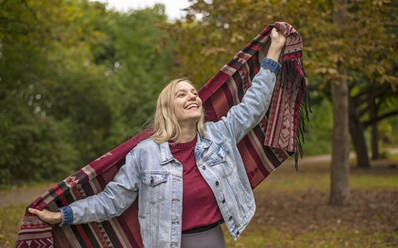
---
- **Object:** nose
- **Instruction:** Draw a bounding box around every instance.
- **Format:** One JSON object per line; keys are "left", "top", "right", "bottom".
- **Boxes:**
{"left": 188, "top": 92, "right": 197, "bottom": 100}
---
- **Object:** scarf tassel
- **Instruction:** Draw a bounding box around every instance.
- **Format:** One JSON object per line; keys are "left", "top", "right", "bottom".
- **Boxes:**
{"left": 280, "top": 56, "right": 311, "bottom": 171}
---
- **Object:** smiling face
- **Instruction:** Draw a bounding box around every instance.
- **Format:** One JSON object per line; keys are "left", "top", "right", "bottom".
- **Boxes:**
{"left": 151, "top": 78, "right": 205, "bottom": 143}
{"left": 173, "top": 80, "right": 203, "bottom": 125}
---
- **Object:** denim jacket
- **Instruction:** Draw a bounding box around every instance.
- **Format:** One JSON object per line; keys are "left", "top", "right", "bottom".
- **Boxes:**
{"left": 60, "top": 58, "right": 280, "bottom": 248}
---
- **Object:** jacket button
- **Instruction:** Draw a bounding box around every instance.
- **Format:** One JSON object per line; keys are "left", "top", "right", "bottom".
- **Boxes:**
{"left": 228, "top": 216, "right": 232, "bottom": 221}
{"left": 222, "top": 199, "right": 225, "bottom": 204}
{"left": 202, "top": 166, "right": 206, "bottom": 170}
{"left": 215, "top": 181, "right": 219, "bottom": 186}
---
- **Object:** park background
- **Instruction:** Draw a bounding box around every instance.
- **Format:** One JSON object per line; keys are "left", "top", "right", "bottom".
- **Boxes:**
{"left": 0, "top": 0, "right": 397, "bottom": 247}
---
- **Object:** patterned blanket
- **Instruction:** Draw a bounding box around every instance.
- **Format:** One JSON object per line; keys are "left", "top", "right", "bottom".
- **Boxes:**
{"left": 16, "top": 22, "right": 310, "bottom": 248}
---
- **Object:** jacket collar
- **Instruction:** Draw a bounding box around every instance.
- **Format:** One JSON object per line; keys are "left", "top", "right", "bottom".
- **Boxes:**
{"left": 159, "top": 133, "right": 212, "bottom": 165}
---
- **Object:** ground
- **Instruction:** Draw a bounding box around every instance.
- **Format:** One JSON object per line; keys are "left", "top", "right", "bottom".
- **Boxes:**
{"left": 1, "top": 151, "right": 398, "bottom": 247}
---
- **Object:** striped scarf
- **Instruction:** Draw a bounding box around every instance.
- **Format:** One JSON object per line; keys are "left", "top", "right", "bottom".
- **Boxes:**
{"left": 16, "top": 22, "right": 310, "bottom": 248}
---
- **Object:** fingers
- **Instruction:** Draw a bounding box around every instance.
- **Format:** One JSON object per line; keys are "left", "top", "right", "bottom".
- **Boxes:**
{"left": 271, "top": 28, "right": 278, "bottom": 37}
{"left": 28, "top": 208, "right": 39, "bottom": 215}
{"left": 269, "top": 27, "right": 286, "bottom": 51}
{"left": 266, "top": 28, "right": 286, "bottom": 61}
{"left": 28, "top": 208, "right": 62, "bottom": 224}
{"left": 28, "top": 208, "right": 46, "bottom": 220}
{"left": 271, "top": 28, "right": 286, "bottom": 41}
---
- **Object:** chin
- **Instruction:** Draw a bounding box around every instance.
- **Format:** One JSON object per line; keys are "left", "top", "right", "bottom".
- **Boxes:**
{"left": 177, "top": 109, "right": 203, "bottom": 124}
{"left": 185, "top": 113, "right": 202, "bottom": 122}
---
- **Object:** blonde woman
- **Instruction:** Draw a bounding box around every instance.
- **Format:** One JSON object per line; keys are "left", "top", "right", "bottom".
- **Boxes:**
{"left": 29, "top": 28, "right": 286, "bottom": 248}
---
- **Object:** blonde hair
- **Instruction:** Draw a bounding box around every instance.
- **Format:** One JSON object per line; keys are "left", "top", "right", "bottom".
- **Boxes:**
{"left": 151, "top": 78, "right": 205, "bottom": 143}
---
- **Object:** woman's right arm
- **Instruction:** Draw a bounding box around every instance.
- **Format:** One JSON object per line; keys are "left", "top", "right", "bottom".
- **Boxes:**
{"left": 29, "top": 149, "right": 141, "bottom": 225}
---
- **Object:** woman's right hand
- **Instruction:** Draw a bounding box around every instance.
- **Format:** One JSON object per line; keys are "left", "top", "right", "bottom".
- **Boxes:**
{"left": 28, "top": 208, "right": 62, "bottom": 225}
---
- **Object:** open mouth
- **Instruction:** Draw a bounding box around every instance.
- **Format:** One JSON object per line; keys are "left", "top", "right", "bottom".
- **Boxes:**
{"left": 185, "top": 103, "right": 199, "bottom": 110}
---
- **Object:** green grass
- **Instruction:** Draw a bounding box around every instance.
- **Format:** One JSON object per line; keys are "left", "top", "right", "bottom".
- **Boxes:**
{"left": 0, "top": 204, "right": 26, "bottom": 247}
{"left": 256, "top": 159, "right": 398, "bottom": 193}
{"left": 387, "top": 152, "right": 398, "bottom": 160}
{"left": 0, "top": 181, "right": 56, "bottom": 192}
{"left": 350, "top": 174, "right": 398, "bottom": 189}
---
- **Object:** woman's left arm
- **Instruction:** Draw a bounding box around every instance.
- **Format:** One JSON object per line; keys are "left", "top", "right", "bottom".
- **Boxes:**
{"left": 213, "top": 28, "right": 286, "bottom": 143}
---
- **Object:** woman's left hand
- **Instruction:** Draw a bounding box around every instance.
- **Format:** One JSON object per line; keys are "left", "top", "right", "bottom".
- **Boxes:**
{"left": 266, "top": 28, "right": 286, "bottom": 62}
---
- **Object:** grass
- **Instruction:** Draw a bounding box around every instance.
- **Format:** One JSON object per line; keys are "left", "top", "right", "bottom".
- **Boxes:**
{"left": 222, "top": 158, "right": 398, "bottom": 247}
{"left": 0, "top": 181, "right": 56, "bottom": 192}
{"left": 223, "top": 226, "right": 398, "bottom": 248}
{"left": 0, "top": 204, "right": 26, "bottom": 247}
{"left": 256, "top": 156, "right": 398, "bottom": 192}
{"left": 387, "top": 152, "right": 398, "bottom": 160}
{"left": 1, "top": 157, "right": 397, "bottom": 248}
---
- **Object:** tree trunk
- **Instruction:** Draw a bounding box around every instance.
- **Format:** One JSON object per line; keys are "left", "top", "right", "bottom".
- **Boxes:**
{"left": 371, "top": 122, "right": 379, "bottom": 159}
{"left": 369, "top": 89, "right": 380, "bottom": 160}
{"left": 329, "top": 0, "right": 350, "bottom": 206}
{"left": 330, "top": 80, "right": 351, "bottom": 205}
{"left": 349, "top": 95, "right": 370, "bottom": 168}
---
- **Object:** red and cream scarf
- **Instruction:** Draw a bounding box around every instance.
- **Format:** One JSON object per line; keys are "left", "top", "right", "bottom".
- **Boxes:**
{"left": 16, "top": 22, "right": 310, "bottom": 248}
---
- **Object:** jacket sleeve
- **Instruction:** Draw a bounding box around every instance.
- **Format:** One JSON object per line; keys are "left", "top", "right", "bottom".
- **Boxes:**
{"left": 60, "top": 149, "right": 140, "bottom": 225}
{"left": 213, "top": 57, "right": 280, "bottom": 143}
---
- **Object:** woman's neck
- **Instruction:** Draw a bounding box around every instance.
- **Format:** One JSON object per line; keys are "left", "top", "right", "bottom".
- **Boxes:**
{"left": 175, "top": 122, "right": 197, "bottom": 143}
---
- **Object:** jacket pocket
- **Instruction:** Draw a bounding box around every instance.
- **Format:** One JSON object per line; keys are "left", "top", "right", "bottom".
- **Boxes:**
{"left": 206, "top": 144, "right": 232, "bottom": 178}
{"left": 141, "top": 171, "right": 168, "bottom": 204}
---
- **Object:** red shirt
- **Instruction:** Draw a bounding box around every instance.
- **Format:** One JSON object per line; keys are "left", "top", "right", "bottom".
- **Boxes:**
{"left": 169, "top": 137, "right": 222, "bottom": 231}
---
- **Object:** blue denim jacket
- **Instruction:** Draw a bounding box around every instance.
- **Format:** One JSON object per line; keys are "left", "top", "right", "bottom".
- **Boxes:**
{"left": 60, "top": 58, "right": 280, "bottom": 248}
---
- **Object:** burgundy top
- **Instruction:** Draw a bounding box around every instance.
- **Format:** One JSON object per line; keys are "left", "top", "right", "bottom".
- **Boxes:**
{"left": 169, "top": 137, "right": 222, "bottom": 231}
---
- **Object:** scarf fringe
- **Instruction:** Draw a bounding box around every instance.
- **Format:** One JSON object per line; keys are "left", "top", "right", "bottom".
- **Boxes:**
{"left": 280, "top": 56, "right": 311, "bottom": 171}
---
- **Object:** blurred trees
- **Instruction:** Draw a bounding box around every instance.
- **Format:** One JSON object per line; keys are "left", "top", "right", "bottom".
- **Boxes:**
{"left": 0, "top": 0, "right": 175, "bottom": 184}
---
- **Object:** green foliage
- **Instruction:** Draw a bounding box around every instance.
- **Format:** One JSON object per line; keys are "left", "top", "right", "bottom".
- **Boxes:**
{"left": 0, "top": 100, "right": 79, "bottom": 184}
{"left": 302, "top": 98, "right": 333, "bottom": 155}
{"left": 0, "top": 1, "right": 175, "bottom": 184}
{"left": 103, "top": 5, "right": 176, "bottom": 137}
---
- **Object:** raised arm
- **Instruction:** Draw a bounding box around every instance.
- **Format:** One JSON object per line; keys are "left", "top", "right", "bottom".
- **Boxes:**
{"left": 212, "top": 28, "right": 286, "bottom": 143}
{"left": 29, "top": 149, "right": 140, "bottom": 225}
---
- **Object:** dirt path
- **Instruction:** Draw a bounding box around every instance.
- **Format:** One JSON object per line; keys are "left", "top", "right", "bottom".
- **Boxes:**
{"left": 1, "top": 148, "right": 397, "bottom": 209}
{"left": 0, "top": 183, "right": 55, "bottom": 209}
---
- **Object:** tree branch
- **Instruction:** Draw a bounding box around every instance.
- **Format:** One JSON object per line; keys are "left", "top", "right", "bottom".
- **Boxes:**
{"left": 0, "top": 16, "right": 30, "bottom": 26}
{"left": 363, "top": 109, "right": 398, "bottom": 127}
{"left": 353, "top": 84, "right": 390, "bottom": 108}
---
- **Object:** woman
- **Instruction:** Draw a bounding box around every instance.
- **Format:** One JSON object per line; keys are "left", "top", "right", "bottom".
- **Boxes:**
{"left": 29, "top": 28, "right": 286, "bottom": 248}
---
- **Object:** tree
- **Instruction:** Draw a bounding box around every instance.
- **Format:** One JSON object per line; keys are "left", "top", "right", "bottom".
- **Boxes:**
{"left": 0, "top": 0, "right": 86, "bottom": 183}
{"left": 0, "top": 0, "right": 176, "bottom": 184}
{"left": 328, "top": 0, "right": 350, "bottom": 206}
{"left": 349, "top": 81, "right": 398, "bottom": 167}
